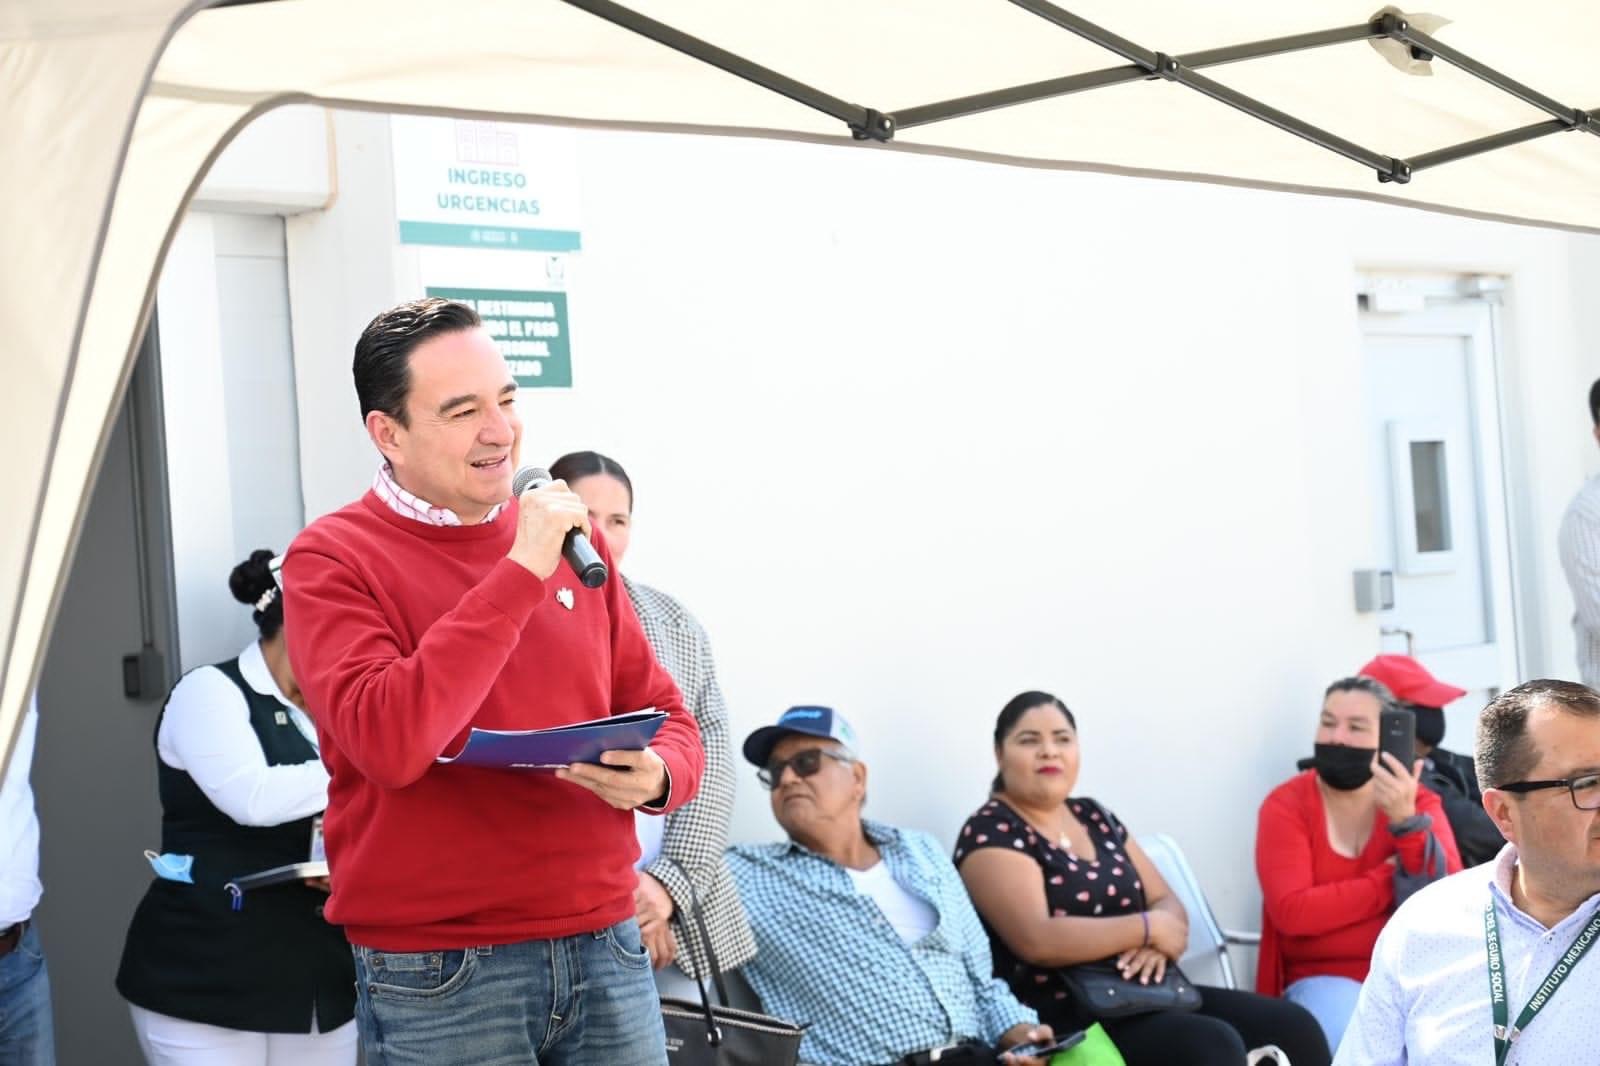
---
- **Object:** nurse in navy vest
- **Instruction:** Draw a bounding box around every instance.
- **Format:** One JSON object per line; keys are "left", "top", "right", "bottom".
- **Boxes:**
{"left": 117, "top": 550, "right": 356, "bottom": 1065}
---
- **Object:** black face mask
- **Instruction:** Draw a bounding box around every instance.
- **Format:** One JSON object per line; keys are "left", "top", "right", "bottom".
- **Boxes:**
{"left": 1413, "top": 707, "right": 1446, "bottom": 748}
{"left": 1312, "top": 743, "right": 1375, "bottom": 791}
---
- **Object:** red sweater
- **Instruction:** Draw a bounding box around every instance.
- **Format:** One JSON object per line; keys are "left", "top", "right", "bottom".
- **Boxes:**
{"left": 1254, "top": 769, "right": 1461, "bottom": 995}
{"left": 282, "top": 492, "right": 702, "bottom": 951}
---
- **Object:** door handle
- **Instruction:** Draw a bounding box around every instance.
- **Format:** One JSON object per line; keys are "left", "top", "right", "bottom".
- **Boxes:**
{"left": 1380, "top": 626, "right": 1415, "bottom": 656}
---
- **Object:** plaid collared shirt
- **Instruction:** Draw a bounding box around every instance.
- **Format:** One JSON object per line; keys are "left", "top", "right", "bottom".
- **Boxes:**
{"left": 728, "top": 820, "right": 1036, "bottom": 1066}
{"left": 370, "top": 463, "right": 505, "bottom": 526}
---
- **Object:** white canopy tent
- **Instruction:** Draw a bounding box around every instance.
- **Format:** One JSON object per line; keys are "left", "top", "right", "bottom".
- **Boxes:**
{"left": 4, "top": 0, "right": 1599, "bottom": 757}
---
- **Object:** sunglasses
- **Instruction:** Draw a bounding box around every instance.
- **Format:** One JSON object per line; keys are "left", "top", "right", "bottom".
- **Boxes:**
{"left": 757, "top": 747, "right": 854, "bottom": 790}
{"left": 1497, "top": 773, "right": 1600, "bottom": 811}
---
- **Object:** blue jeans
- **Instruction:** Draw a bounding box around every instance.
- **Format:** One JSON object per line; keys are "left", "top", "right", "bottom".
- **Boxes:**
{"left": 352, "top": 919, "right": 666, "bottom": 1066}
{"left": 0, "top": 922, "right": 55, "bottom": 1066}
{"left": 1284, "top": 975, "right": 1362, "bottom": 1055}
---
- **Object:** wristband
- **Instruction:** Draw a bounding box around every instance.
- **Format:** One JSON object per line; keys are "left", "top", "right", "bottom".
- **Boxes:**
{"left": 1140, "top": 911, "right": 1150, "bottom": 947}
{"left": 1388, "top": 813, "right": 1431, "bottom": 836}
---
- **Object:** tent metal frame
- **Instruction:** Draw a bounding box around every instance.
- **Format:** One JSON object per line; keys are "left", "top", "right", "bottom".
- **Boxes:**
{"left": 564, "top": 0, "right": 1598, "bottom": 185}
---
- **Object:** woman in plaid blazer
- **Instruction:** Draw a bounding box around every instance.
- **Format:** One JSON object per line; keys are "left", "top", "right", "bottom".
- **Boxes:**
{"left": 550, "top": 452, "right": 757, "bottom": 999}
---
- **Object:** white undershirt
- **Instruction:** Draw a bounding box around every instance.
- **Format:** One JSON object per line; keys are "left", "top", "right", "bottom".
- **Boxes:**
{"left": 635, "top": 809, "right": 666, "bottom": 871}
{"left": 847, "top": 860, "right": 938, "bottom": 944}
{"left": 0, "top": 698, "right": 42, "bottom": 924}
{"left": 157, "top": 640, "right": 329, "bottom": 828}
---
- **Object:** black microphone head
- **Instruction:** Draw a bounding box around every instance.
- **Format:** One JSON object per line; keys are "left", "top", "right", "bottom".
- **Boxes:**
{"left": 512, "top": 466, "right": 551, "bottom": 496}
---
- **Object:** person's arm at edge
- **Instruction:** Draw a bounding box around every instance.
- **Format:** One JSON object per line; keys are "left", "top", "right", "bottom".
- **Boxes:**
{"left": 1559, "top": 502, "right": 1600, "bottom": 633}
{"left": 283, "top": 543, "right": 546, "bottom": 789}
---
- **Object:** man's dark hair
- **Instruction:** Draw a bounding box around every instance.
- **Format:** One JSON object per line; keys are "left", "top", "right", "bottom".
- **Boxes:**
{"left": 1588, "top": 377, "right": 1600, "bottom": 427}
{"left": 352, "top": 298, "right": 482, "bottom": 425}
{"left": 1476, "top": 679, "right": 1600, "bottom": 788}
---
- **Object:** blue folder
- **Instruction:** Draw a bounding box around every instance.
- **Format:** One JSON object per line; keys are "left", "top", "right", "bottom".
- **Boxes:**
{"left": 436, "top": 708, "right": 667, "bottom": 770}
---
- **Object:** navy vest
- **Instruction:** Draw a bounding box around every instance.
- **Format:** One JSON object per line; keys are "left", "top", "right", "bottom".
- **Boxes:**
{"left": 117, "top": 657, "right": 355, "bottom": 1033}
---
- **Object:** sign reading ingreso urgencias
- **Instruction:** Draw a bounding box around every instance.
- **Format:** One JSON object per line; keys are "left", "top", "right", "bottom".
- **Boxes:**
{"left": 391, "top": 116, "right": 583, "bottom": 252}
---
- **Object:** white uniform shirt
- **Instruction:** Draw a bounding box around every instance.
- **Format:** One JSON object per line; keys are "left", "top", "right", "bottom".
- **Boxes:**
{"left": 1558, "top": 474, "right": 1600, "bottom": 690}
{"left": 1336, "top": 844, "right": 1600, "bottom": 1066}
{"left": 159, "top": 640, "right": 329, "bottom": 827}
{"left": 0, "top": 699, "right": 42, "bottom": 925}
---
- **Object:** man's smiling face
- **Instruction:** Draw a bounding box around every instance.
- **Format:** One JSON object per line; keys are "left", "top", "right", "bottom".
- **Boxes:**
{"left": 370, "top": 326, "right": 521, "bottom": 522}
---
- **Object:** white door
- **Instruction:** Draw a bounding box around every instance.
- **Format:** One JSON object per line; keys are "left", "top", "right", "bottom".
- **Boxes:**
{"left": 1361, "top": 298, "right": 1518, "bottom": 694}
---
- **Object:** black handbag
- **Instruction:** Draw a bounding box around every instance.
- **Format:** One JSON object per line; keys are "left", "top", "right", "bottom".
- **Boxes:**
{"left": 1056, "top": 959, "right": 1202, "bottom": 1020}
{"left": 660, "top": 885, "right": 806, "bottom": 1065}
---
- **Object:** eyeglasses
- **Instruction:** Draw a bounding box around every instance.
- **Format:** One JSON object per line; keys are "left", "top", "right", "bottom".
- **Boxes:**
{"left": 1497, "top": 773, "right": 1600, "bottom": 811}
{"left": 757, "top": 748, "right": 853, "bottom": 790}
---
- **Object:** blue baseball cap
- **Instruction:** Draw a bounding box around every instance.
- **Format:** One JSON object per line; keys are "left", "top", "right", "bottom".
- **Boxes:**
{"left": 742, "top": 705, "right": 860, "bottom": 767}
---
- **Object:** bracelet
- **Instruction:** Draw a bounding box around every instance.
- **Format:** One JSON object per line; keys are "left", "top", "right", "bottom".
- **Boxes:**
{"left": 1140, "top": 911, "right": 1150, "bottom": 947}
{"left": 1388, "top": 813, "right": 1431, "bottom": 836}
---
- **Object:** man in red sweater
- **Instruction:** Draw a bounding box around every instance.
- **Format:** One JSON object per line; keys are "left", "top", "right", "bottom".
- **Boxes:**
{"left": 283, "top": 297, "right": 702, "bottom": 1065}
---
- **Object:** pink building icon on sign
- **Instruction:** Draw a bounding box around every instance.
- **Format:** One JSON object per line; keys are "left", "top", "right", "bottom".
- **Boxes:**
{"left": 454, "top": 120, "right": 518, "bottom": 166}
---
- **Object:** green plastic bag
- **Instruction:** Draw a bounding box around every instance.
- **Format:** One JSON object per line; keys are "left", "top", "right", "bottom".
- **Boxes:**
{"left": 1049, "top": 1023, "right": 1126, "bottom": 1066}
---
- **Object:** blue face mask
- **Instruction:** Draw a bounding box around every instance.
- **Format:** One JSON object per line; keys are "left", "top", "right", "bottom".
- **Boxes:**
{"left": 144, "top": 850, "right": 195, "bottom": 884}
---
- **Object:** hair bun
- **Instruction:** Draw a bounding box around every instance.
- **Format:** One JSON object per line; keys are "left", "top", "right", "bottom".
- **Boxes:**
{"left": 229, "top": 548, "right": 279, "bottom": 607}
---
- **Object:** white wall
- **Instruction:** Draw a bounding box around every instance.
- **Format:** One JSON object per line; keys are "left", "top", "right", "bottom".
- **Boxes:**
{"left": 157, "top": 212, "right": 304, "bottom": 671}
{"left": 207, "top": 108, "right": 1600, "bottom": 948}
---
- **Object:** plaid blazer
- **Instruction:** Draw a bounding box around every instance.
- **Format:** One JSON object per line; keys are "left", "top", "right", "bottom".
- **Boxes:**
{"left": 627, "top": 577, "right": 757, "bottom": 979}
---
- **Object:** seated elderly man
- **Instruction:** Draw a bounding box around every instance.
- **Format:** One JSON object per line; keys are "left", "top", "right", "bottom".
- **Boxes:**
{"left": 727, "top": 706, "right": 1061, "bottom": 1066}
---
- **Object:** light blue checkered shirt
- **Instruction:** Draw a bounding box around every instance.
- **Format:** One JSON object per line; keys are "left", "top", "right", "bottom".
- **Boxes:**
{"left": 728, "top": 820, "right": 1037, "bottom": 1066}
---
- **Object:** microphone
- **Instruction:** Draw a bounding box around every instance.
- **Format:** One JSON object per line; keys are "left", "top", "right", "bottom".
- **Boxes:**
{"left": 512, "top": 467, "right": 609, "bottom": 589}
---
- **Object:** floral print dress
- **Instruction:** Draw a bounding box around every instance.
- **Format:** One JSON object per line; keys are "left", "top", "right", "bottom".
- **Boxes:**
{"left": 953, "top": 795, "right": 1148, "bottom": 1022}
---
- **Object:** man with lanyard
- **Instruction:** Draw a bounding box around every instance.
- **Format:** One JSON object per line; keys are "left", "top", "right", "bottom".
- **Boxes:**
{"left": 1336, "top": 679, "right": 1600, "bottom": 1065}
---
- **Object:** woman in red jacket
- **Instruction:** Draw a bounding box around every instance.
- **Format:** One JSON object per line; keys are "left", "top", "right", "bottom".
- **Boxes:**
{"left": 1255, "top": 676, "right": 1462, "bottom": 1055}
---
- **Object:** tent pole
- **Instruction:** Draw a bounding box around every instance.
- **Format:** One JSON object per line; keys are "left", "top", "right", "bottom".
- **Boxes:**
{"left": 1177, "top": 23, "right": 1380, "bottom": 69}
{"left": 895, "top": 66, "right": 1146, "bottom": 130}
{"left": 895, "top": 23, "right": 1380, "bottom": 131}
{"left": 1407, "top": 112, "right": 1600, "bottom": 174}
{"left": 1386, "top": 16, "right": 1599, "bottom": 137}
{"left": 561, "top": 0, "right": 1593, "bottom": 184}
{"left": 1003, "top": 0, "right": 1158, "bottom": 69}
{"left": 558, "top": 0, "right": 894, "bottom": 140}
{"left": 1162, "top": 62, "right": 1403, "bottom": 180}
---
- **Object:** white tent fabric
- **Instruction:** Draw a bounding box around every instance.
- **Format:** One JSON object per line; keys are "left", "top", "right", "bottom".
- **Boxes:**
{"left": 3, "top": 0, "right": 1599, "bottom": 754}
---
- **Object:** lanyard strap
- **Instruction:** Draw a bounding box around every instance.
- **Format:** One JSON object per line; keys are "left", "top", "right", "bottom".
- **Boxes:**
{"left": 1485, "top": 898, "right": 1600, "bottom": 1066}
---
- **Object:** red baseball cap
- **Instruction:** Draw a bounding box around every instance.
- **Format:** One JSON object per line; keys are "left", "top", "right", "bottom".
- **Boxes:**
{"left": 1358, "top": 654, "right": 1467, "bottom": 709}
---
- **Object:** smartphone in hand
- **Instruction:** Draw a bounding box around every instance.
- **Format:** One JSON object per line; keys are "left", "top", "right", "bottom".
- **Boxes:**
{"left": 1378, "top": 706, "right": 1416, "bottom": 770}
{"left": 998, "top": 1030, "right": 1087, "bottom": 1062}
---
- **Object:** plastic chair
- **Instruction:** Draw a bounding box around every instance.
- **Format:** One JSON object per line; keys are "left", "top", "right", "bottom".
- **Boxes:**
{"left": 1138, "top": 833, "right": 1260, "bottom": 990}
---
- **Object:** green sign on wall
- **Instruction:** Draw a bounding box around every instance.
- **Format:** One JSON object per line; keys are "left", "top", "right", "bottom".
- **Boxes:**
{"left": 425, "top": 287, "right": 572, "bottom": 388}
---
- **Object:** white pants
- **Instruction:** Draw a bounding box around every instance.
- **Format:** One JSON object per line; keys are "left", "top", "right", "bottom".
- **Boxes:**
{"left": 129, "top": 1004, "right": 358, "bottom": 1066}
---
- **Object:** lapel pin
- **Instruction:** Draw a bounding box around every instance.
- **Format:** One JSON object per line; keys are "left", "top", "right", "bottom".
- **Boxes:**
{"left": 274, "top": 710, "right": 288, "bottom": 725}
{"left": 556, "top": 588, "right": 575, "bottom": 610}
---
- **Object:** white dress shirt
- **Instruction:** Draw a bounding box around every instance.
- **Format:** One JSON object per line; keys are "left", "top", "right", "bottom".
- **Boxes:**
{"left": 1558, "top": 474, "right": 1600, "bottom": 690}
{"left": 1336, "top": 844, "right": 1600, "bottom": 1066}
{"left": 0, "top": 698, "right": 42, "bottom": 925}
{"left": 159, "top": 640, "right": 329, "bottom": 827}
